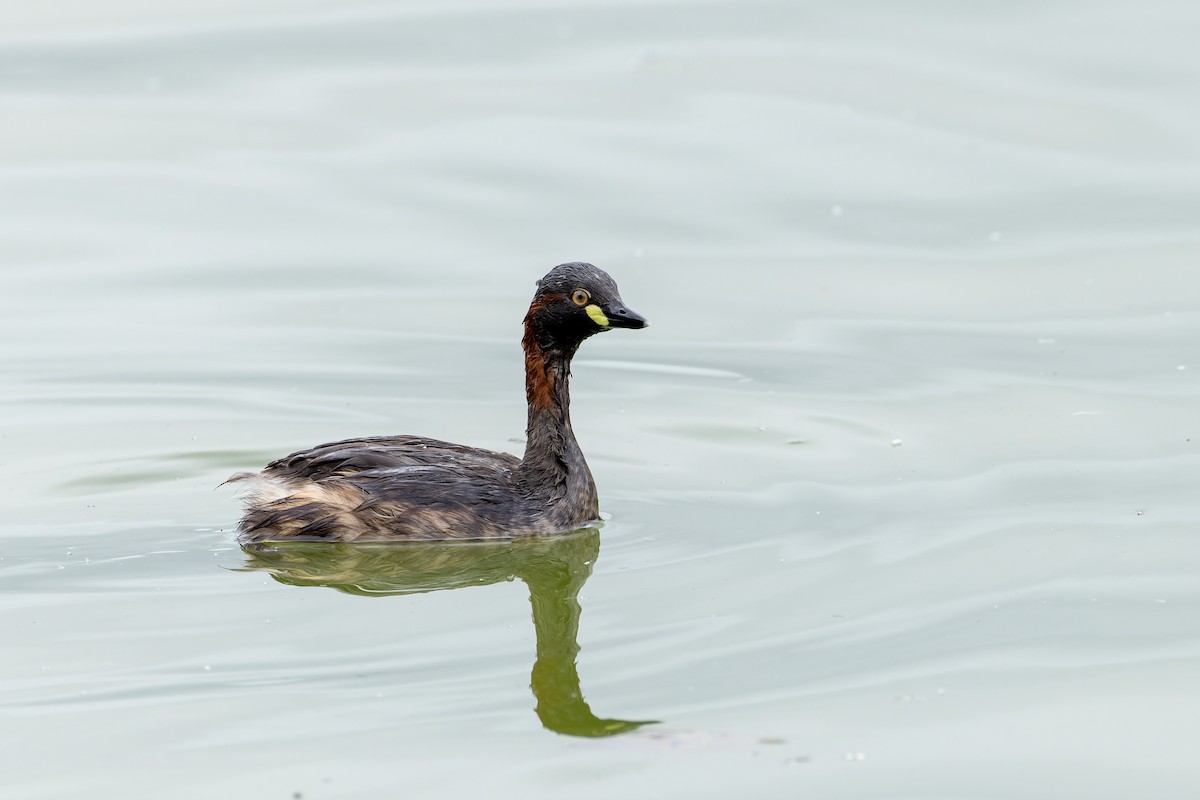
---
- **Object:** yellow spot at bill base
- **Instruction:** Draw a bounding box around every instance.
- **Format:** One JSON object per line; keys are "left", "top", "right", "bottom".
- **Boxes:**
{"left": 585, "top": 304, "right": 609, "bottom": 327}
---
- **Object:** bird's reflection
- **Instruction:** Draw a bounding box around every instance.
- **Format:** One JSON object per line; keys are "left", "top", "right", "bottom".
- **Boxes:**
{"left": 239, "top": 527, "right": 655, "bottom": 737}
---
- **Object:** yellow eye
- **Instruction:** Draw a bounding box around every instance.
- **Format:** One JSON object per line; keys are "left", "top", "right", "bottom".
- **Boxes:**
{"left": 571, "top": 289, "right": 590, "bottom": 307}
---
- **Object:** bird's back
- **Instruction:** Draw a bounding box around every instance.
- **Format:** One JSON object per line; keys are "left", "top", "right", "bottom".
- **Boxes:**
{"left": 233, "top": 436, "right": 525, "bottom": 541}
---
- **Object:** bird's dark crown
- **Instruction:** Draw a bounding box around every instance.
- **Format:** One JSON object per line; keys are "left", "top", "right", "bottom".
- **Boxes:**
{"left": 535, "top": 262, "right": 619, "bottom": 304}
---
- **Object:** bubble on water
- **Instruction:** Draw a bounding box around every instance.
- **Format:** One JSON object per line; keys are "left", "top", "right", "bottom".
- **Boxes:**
{"left": 890, "top": 438, "right": 903, "bottom": 447}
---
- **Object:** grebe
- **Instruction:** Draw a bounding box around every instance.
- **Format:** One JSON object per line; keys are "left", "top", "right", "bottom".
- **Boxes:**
{"left": 230, "top": 262, "right": 647, "bottom": 542}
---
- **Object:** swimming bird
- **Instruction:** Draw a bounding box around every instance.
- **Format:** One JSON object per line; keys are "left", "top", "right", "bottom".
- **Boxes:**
{"left": 230, "top": 262, "right": 648, "bottom": 542}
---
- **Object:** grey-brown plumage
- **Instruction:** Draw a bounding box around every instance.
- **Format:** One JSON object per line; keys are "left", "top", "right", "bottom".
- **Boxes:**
{"left": 229, "top": 262, "right": 647, "bottom": 542}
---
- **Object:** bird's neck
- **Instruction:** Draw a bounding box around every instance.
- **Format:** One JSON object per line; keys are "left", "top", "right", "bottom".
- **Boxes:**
{"left": 518, "top": 319, "right": 596, "bottom": 516}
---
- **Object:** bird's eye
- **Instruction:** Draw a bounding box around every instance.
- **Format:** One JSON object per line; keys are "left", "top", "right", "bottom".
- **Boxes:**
{"left": 571, "top": 289, "right": 590, "bottom": 306}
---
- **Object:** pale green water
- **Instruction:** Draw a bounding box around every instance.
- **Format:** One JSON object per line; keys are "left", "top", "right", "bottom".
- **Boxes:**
{"left": 3, "top": 1, "right": 1200, "bottom": 798}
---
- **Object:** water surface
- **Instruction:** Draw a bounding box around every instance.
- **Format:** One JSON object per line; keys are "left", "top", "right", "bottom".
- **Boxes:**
{"left": 2, "top": 1, "right": 1199, "bottom": 798}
